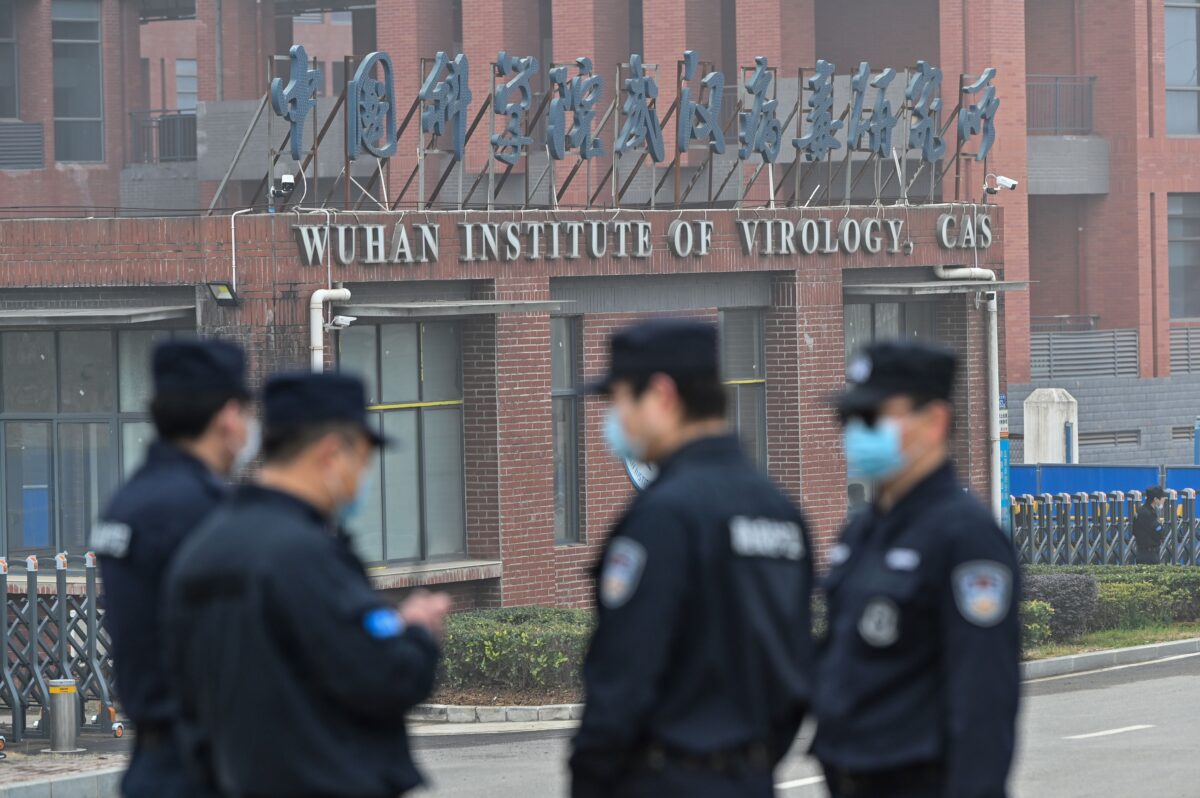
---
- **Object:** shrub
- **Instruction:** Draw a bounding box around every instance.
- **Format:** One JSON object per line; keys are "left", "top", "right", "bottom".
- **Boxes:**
{"left": 440, "top": 607, "right": 593, "bottom": 691}
{"left": 1089, "top": 582, "right": 1173, "bottom": 631}
{"left": 1019, "top": 600, "right": 1054, "bottom": 649}
{"left": 1024, "top": 565, "right": 1200, "bottom": 623}
{"left": 1022, "top": 573, "right": 1098, "bottom": 641}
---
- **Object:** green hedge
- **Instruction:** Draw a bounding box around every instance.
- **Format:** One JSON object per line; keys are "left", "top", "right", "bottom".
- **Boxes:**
{"left": 1022, "top": 565, "right": 1200, "bottom": 637}
{"left": 1089, "top": 582, "right": 1173, "bottom": 630}
{"left": 1022, "top": 573, "right": 1097, "bottom": 641}
{"left": 1020, "top": 600, "right": 1054, "bottom": 649}
{"left": 440, "top": 607, "right": 593, "bottom": 691}
{"left": 1025, "top": 565, "right": 1200, "bottom": 623}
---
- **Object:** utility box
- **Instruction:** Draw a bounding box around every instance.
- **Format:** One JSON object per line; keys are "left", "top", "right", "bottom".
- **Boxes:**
{"left": 1024, "top": 388, "right": 1079, "bottom": 464}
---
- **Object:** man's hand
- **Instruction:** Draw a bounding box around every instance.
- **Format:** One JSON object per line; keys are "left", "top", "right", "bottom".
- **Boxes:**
{"left": 399, "top": 589, "right": 452, "bottom": 639}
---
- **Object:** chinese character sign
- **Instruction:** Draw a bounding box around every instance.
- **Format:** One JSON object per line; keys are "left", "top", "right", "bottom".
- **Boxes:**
{"left": 906, "top": 60, "right": 945, "bottom": 163}
{"left": 958, "top": 67, "right": 999, "bottom": 161}
{"left": 270, "top": 45, "right": 322, "bottom": 161}
{"left": 847, "top": 62, "right": 898, "bottom": 158}
{"left": 419, "top": 52, "right": 472, "bottom": 161}
{"left": 347, "top": 52, "right": 397, "bottom": 161}
{"left": 677, "top": 50, "right": 725, "bottom": 155}
{"left": 491, "top": 51, "right": 539, "bottom": 166}
{"left": 739, "top": 57, "right": 782, "bottom": 163}
{"left": 616, "top": 54, "right": 666, "bottom": 163}
{"left": 793, "top": 59, "right": 842, "bottom": 162}
{"left": 548, "top": 57, "right": 605, "bottom": 160}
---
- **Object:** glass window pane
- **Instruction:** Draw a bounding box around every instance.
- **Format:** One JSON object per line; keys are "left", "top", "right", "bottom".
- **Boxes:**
{"left": 551, "top": 317, "right": 575, "bottom": 390}
{"left": 121, "top": 420, "right": 155, "bottom": 478}
{"left": 52, "top": 0, "right": 100, "bottom": 21}
{"left": 422, "top": 408, "right": 464, "bottom": 557}
{"left": 904, "top": 303, "right": 936, "bottom": 342}
{"left": 5, "top": 422, "right": 53, "bottom": 556}
{"left": 54, "top": 120, "right": 103, "bottom": 161}
{"left": 720, "top": 309, "right": 762, "bottom": 380}
{"left": 2, "top": 331, "right": 57, "bottom": 412}
{"left": 345, "top": 414, "right": 385, "bottom": 563}
{"left": 844, "top": 304, "right": 872, "bottom": 364}
{"left": 0, "top": 43, "right": 15, "bottom": 118}
{"left": 1167, "top": 90, "right": 1200, "bottom": 136}
{"left": 736, "top": 384, "right": 766, "bottom": 470}
{"left": 1166, "top": 8, "right": 1199, "bottom": 87}
{"left": 420, "top": 322, "right": 461, "bottom": 401}
{"left": 874, "top": 303, "right": 901, "bottom": 340}
{"left": 59, "top": 422, "right": 115, "bottom": 553}
{"left": 52, "top": 20, "right": 99, "bottom": 40}
{"left": 60, "top": 330, "right": 115, "bottom": 412}
{"left": 175, "top": 58, "right": 197, "bottom": 77}
{"left": 53, "top": 42, "right": 102, "bottom": 115}
{"left": 382, "top": 411, "right": 421, "bottom": 561}
{"left": 553, "top": 396, "right": 578, "bottom": 542}
{"left": 380, "top": 324, "right": 419, "bottom": 402}
{"left": 119, "top": 329, "right": 168, "bottom": 412}
{"left": 339, "top": 325, "right": 379, "bottom": 405}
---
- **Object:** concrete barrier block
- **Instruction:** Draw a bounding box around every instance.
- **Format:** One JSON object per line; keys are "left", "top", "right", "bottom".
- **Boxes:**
{"left": 505, "top": 707, "right": 539, "bottom": 722}
{"left": 537, "top": 705, "right": 573, "bottom": 721}
{"left": 446, "top": 706, "right": 476, "bottom": 724}
{"left": 410, "top": 704, "right": 448, "bottom": 721}
{"left": 569, "top": 704, "right": 586, "bottom": 720}
{"left": 475, "top": 706, "right": 506, "bottom": 723}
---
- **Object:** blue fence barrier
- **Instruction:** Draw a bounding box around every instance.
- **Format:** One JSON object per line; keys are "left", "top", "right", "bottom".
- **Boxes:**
{"left": 1012, "top": 464, "right": 1188, "bottom": 496}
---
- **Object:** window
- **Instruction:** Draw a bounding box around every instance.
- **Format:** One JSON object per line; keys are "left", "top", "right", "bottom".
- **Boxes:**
{"left": 629, "top": 0, "right": 644, "bottom": 57}
{"left": 720, "top": 309, "right": 767, "bottom": 470}
{"left": 1167, "top": 1, "right": 1200, "bottom": 134}
{"left": 330, "top": 10, "right": 352, "bottom": 24}
{"left": 294, "top": 11, "right": 322, "bottom": 23}
{"left": 552, "top": 317, "right": 581, "bottom": 543}
{"left": 1169, "top": 194, "right": 1200, "bottom": 317}
{"left": 843, "top": 301, "right": 937, "bottom": 364}
{"left": 0, "top": 327, "right": 188, "bottom": 559}
{"left": 52, "top": 0, "right": 102, "bottom": 162}
{"left": 338, "top": 322, "right": 466, "bottom": 563}
{"left": 175, "top": 58, "right": 197, "bottom": 112}
{"left": 0, "top": 0, "right": 16, "bottom": 119}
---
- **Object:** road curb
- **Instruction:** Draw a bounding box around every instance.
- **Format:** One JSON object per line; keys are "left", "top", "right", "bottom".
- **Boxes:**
{"left": 0, "top": 766, "right": 122, "bottom": 798}
{"left": 411, "top": 703, "right": 584, "bottom": 723}
{"left": 1021, "top": 636, "right": 1200, "bottom": 680}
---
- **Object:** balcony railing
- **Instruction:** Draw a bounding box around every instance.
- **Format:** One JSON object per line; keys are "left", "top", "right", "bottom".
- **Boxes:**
{"left": 1027, "top": 75, "right": 1096, "bottom": 135}
{"left": 128, "top": 110, "right": 197, "bottom": 164}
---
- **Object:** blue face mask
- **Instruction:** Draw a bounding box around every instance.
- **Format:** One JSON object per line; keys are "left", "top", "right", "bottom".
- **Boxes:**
{"left": 844, "top": 419, "right": 906, "bottom": 481}
{"left": 336, "top": 469, "right": 375, "bottom": 525}
{"left": 604, "top": 408, "right": 646, "bottom": 462}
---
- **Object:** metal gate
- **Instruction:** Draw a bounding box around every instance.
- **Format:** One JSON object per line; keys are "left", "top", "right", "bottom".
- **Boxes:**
{"left": 2, "top": 553, "right": 116, "bottom": 742}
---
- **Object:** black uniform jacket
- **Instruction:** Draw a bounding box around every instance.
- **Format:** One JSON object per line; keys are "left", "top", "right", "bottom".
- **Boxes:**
{"left": 570, "top": 435, "right": 814, "bottom": 794}
{"left": 94, "top": 441, "right": 228, "bottom": 725}
{"left": 812, "top": 462, "right": 1020, "bottom": 798}
{"left": 163, "top": 484, "right": 439, "bottom": 798}
{"left": 1132, "top": 502, "right": 1163, "bottom": 564}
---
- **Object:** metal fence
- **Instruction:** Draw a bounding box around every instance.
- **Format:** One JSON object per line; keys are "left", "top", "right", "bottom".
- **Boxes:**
{"left": 1, "top": 553, "right": 116, "bottom": 742}
{"left": 1011, "top": 491, "right": 1200, "bottom": 566}
{"left": 128, "top": 110, "right": 197, "bottom": 164}
{"left": 1030, "top": 328, "right": 1139, "bottom": 379}
{"left": 1027, "top": 74, "right": 1096, "bottom": 135}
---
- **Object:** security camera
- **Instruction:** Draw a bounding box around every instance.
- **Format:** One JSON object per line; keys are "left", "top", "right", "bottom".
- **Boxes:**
{"left": 995, "top": 175, "right": 1018, "bottom": 191}
{"left": 327, "top": 315, "right": 357, "bottom": 330}
{"left": 984, "top": 174, "right": 1018, "bottom": 195}
{"left": 271, "top": 173, "right": 296, "bottom": 200}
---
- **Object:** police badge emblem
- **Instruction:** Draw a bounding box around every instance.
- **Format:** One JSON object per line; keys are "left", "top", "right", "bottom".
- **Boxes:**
{"left": 858, "top": 597, "right": 900, "bottom": 647}
{"left": 600, "top": 538, "right": 647, "bottom": 609}
{"left": 952, "top": 560, "right": 1012, "bottom": 627}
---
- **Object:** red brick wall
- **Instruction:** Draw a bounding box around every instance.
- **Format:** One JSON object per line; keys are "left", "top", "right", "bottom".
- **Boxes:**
{"left": 815, "top": 0, "right": 940, "bottom": 69}
{"left": 1028, "top": 195, "right": 1084, "bottom": 319}
{"left": 1024, "top": 0, "right": 1077, "bottom": 76}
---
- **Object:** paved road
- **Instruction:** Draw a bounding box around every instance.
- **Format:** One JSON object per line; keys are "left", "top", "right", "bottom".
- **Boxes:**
{"left": 412, "top": 653, "right": 1200, "bottom": 797}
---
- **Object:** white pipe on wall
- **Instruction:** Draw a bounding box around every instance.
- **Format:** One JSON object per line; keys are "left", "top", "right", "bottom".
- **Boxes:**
{"left": 310, "top": 288, "right": 351, "bottom": 372}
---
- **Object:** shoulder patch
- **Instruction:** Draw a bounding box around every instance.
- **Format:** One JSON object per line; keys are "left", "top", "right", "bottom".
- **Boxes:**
{"left": 363, "top": 608, "right": 406, "bottom": 639}
{"left": 952, "top": 560, "right": 1012, "bottom": 627}
{"left": 600, "top": 538, "right": 647, "bottom": 609}
{"left": 90, "top": 522, "right": 133, "bottom": 558}
{"left": 729, "top": 517, "right": 805, "bottom": 560}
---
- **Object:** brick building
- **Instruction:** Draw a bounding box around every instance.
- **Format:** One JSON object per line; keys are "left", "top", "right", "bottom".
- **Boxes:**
{"left": 0, "top": 0, "right": 1050, "bottom": 606}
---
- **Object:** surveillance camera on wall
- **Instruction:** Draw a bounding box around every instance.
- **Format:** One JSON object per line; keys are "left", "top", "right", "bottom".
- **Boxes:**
{"left": 995, "top": 175, "right": 1018, "bottom": 191}
{"left": 271, "top": 173, "right": 296, "bottom": 200}
{"left": 328, "top": 315, "right": 357, "bottom": 329}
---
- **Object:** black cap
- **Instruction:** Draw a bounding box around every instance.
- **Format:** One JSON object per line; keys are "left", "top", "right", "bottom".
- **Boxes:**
{"left": 264, "top": 372, "right": 388, "bottom": 446}
{"left": 153, "top": 339, "right": 249, "bottom": 401}
{"left": 585, "top": 319, "right": 719, "bottom": 395}
{"left": 836, "top": 340, "right": 958, "bottom": 417}
{"left": 1146, "top": 485, "right": 1167, "bottom": 501}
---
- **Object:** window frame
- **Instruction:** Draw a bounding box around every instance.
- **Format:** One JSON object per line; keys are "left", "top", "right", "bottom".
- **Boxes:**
{"left": 0, "top": 326, "right": 187, "bottom": 560}
{"left": 174, "top": 57, "right": 198, "bottom": 112}
{"left": 1169, "top": 193, "right": 1200, "bottom": 318}
{"left": 1166, "top": 1, "right": 1200, "bottom": 135}
{"left": 0, "top": 0, "right": 17, "bottom": 120}
{"left": 551, "top": 316, "right": 582, "bottom": 544}
{"left": 337, "top": 321, "right": 467, "bottom": 564}
{"left": 51, "top": 0, "right": 104, "bottom": 163}
{"left": 719, "top": 308, "right": 768, "bottom": 471}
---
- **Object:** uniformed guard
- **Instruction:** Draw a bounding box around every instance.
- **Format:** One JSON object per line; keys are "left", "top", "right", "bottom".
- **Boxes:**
{"left": 1133, "top": 485, "right": 1167, "bottom": 564}
{"left": 162, "top": 372, "right": 450, "bottom": 798}
{"left": 92, "top": 339, "right": 254, "bottom": 798}
{"left": 813, "top": 340, "right": 1020, "bottom": 798}
{"left": 570, "top": 319, "right": 814, "bottom": 798}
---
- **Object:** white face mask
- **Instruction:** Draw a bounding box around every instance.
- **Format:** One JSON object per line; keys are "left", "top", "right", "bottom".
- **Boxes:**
{"left": 232, "top": 417, "right": 261, "bottom": 475}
